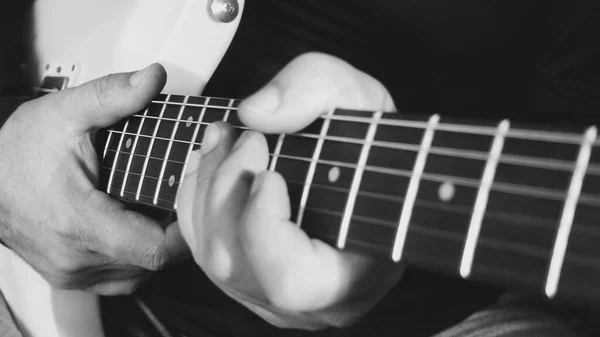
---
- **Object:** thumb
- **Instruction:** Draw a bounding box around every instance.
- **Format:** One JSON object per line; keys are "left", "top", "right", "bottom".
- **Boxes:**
{"left": 238, "top": 52, "right": 396, "bottom": 134}
{"left": 42, "top": 63, "right": 166, "bottom": 133}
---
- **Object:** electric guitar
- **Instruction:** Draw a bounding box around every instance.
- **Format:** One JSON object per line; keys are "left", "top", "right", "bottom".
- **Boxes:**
{"left": 1, "top": 1, "right": 600, "bottom": 337}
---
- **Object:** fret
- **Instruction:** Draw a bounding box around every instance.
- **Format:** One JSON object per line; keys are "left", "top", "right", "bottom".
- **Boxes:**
{"left": 338, "top": 111, "right": 382, "bottom": 249}
{"left": 274, "top": 118, "right": 324, "bottom": 221}
{"left": 392, "top": 114, "right": 439, "bottom": 262}
{"left": 460, "top": 120, "right": 509, "bottom": 278}
{"left": 222, "top": 98, "right": 235, "bottom": 121}
{"left": 135, "top": 97, "right": 169, "bottom": 201}
{"left": 268, "top": 134, "right": 285, "bottom": 171}
{"left": 470, "top": 189, "right": 566, "bottom": 292}
{"left": 100, "top": 119, "right": 127, "bottom": 172}
{"left": 102, "top": 130, "right": 114, "bottom": 159}
{"left": 153, "top": 96, "right": 188, "bottom": 205}
{"left": 227, "top": 104, "right": 244, "bottom": 128}
{"left": 296, "top": 110, "right": 334, "bottom": 226}
{"left": 176, "top": 97, "right": 209, "bottom": 209}
{"left": 299, "top": 109, "right": 374, "bottom": 235}
{"left": 110, "top": 106, "right": 162, "bottom": 203}
{"left": 402, "top": 179, "right": 479, "bottom": 272}
{"left": 201, "top": 97, "right": 234, "bottom": 124}
{"left": 106, "top": 120, "right": 129, "bottom": 193}
{"left": 558, "top": 202, "right": 600, "bottom": 300}
{"left": 546, "top": 126, "right": 597, "bottom": 298}
{"left": 120, "top": 108, "right": 149, "bottom": 197}
{"left": 101, "top": 118, "right": 134, "bottom": 196}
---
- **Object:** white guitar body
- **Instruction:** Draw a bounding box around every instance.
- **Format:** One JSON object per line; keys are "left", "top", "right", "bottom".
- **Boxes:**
{"left": 0, "top": 0, "right": 244, "bottom": 336}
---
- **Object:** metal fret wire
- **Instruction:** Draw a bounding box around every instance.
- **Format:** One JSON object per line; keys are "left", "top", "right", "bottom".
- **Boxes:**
{"left": 546, "top": 127, "right": 598, "bottom": 298}
{"left": 175, "top": 97, "right": 209, "bottom": 210}
{"left": 338, "top": 111, "right": 382, "bottom": 249}
{"left": 152, "top": 97, "right": 188, "bottom": 205}
{"left": 296, "top": 108, "right": 333, "bottom": 226}
{"left": 120, "top": 108, "right": 149, "bottom": 197}
{"left": 106, "top": 120, "right": 129, "bottom": 193}
{"left": 134, "top": 95, "right": 169, "bottom": 201}
{"left": 460, "top": 120, "right": 510, "bottom": 278}
{"left": 392, "top": 115, "right": 439, "bottom": 262}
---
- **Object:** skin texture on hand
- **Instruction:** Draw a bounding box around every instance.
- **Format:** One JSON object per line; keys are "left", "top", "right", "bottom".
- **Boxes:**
{"left": 0, "top": 63, "right": 188, "bottom": 295}
{"left": 176, "top": 53, "right": 404, "bottom": 330}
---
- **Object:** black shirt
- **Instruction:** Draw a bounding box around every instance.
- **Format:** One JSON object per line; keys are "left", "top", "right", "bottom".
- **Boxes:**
{"left": 102, "top": 1, "right": 600, "bottom": 337}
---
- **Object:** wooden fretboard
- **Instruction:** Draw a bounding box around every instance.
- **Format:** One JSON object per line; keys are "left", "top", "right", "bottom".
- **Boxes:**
{"left": 100, "top": 93, "right": 600, "bottom": 304}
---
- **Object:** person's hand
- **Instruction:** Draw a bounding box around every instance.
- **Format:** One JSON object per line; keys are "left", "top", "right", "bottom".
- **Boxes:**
{"left": 177, "top": 53, "right": 403, "bottom": 330}
{"left": 0, "top": 63, "right": 188, "bottom": 295}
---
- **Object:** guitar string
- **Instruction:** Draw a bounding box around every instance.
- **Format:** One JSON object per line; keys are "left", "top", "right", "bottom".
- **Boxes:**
{"left": 28, "top": 87, "right": 596, "bottom": 146}
{"left": 102, "top": 137, "right": 600, "bottom": 206}
{"left": 103, "top": 158, "right": 600, "bottom": 226}
{"left": 148, "top": 98, "right": 600, "bottom": 147}
{"left": 108, "top": 180, "right": 600, "bottom": 269}
{"left": 101, "top": 150, "right": 600, "bottom": 206}
{"left": 297, "top": 204, "right": 599, "bottom": 260}
{"left": 108, "top": 119, "right": 600, "bottom": 175}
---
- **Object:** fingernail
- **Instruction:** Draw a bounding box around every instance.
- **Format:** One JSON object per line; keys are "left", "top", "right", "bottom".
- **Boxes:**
{"left": 129, "top": 64, "right": 154, "bottom": 87}
{"left": 201, "top": 123, "right": 221, "bottom": 154}
{"left": 242, "top": 85, "right": 280, "bottom": 115}
{"left": 185, "top": 151, "right": 201, "bottom": 175}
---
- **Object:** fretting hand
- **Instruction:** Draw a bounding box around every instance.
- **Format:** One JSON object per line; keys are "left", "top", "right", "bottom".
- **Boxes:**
{"left": 176, "top": 53, "right": 403, "bottom": 330}
{"left": 0, "top": 63, "right": 188, "bottom": 295}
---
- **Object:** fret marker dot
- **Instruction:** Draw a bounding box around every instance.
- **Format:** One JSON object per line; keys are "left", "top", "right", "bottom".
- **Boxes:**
{"left": 438, "top": 182, "right": 455, "bottom": 202}
{"left": 169, "top": 175, "right": 176, "bottom": 187}
{"left": 125, "top": 138, "right": 132, "bottom": 149}
{"left": 186, "top": 116, "right": 193, "bottom": 128}
{"left": 328, "top": 167, "right": 340, "bottom": 183}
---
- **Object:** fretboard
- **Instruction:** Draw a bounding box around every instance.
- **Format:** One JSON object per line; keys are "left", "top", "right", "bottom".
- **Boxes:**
{"left": 99, "top": 93, "right": 600, "bottom": 304}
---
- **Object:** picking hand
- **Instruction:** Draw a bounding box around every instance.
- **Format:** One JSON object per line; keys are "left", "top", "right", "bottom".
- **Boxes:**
{"left": 0, "top": 64, "right": 187, "bottom": 295}
{"left": 177, "top": 53, "right": 403, "bottom": 330}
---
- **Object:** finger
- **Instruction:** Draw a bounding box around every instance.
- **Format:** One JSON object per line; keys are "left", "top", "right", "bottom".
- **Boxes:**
{"left": 194, "top": 130, "right": 270, "bottom": 282}
{"left": 176, "top": 122, "right": 237, "bottom": 252}
{"left": 238, "top": 52, "right": 396, "bottom": 134}
{"left": 35, "top": 63, "right": 166, "bottom": 133}
{"left": 239, "top": 171, "right": 375, "bottom": 312}
{"left": 83, "top": 192, "right": 178, "bottom": 271}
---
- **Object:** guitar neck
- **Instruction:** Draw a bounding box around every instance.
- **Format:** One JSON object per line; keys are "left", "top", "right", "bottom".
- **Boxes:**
{"left": 100, "top": 93, "right": 600, "bottom": 304}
